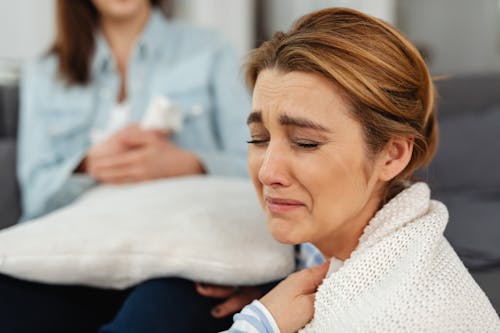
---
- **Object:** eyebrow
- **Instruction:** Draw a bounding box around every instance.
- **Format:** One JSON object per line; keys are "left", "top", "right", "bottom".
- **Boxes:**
{"left": 247, "top": 111, "right": 332, "bottom": 132}
{"left": 246, "top": 111, "right": 262, "bottom": 125}
{"left": 279, "top": 114, "right": 332, "bottom": 132}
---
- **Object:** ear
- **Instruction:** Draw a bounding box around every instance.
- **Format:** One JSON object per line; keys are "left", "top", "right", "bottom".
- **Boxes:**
{"left": 378, "top": 137, "right": 414, "bottom": 181}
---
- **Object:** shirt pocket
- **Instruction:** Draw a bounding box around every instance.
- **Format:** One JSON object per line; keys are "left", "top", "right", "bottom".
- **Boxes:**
{"left": 150, "top": 54, "right": 218, "bottom": 149}
{"left": 167, "top": 84, "right": 211, "bottom": 119}
{"left": 42, "top": 103, "right": 94, "bottom": 160}
{"left": 40, "top": 83, "right": 94, "bottom": 135}
{"left": 168, "top": 86, "right": 219, "bottom": 151}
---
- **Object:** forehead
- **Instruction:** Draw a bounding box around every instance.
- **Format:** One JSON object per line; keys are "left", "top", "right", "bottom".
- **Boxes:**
{"left": 252, "top": 69, "right": 351, "bottom": 120}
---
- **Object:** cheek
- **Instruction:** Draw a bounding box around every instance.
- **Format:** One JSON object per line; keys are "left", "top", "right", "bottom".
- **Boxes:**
{"left": 317, "top": 146, "right": 368, "bottom": 189}
{"left": 247, "top": 148, "right": 264, "bottom": 202}
{"left": 247, "top": 147, "right": 262, "bottom": 181}
{"left": 301, "top": 148, "right": 370, "bottom": 221}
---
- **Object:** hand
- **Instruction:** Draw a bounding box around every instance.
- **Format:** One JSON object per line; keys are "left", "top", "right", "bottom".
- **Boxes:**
{"left": 260, "top": 262, "right": 329, "bottom": 333}
{"left": 78, "top": 125, "right": 161, "bottom": 173}
{"left": 92, "top": 125, "right": 159, "bottom": 157}
{"left": 195, "top": 283, "right": 262, "bottom": 318}
{"left": 86, "top": 126, "right": 205, "bottom": 183}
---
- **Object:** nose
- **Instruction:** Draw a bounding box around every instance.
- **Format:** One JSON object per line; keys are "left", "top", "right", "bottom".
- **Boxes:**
{"left": 257, "top": 142, "right": 291, "bottom": 188}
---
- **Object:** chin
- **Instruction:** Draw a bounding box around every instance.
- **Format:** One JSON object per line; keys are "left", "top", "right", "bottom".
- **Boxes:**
{"left": 102, "top": 0, "right": 145, "bottom": 19}
{"left": 267, "top": 216, "right": 306, "bottom": 245}
{"left": 108, "top": 7, "right": 140, "bottom": 19}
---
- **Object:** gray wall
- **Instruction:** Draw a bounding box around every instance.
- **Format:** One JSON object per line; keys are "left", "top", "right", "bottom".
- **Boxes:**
{"left": 0, "top": 0, "right": 54, "bottom": 83}
{"left": 260, "top": 0, "right": 395, "bottom": 41}
{"left": 0, "top": 0, "right": 55, "bottom": 61}
{"left": 397, "top": 0, "right": 500, "bottom": 75}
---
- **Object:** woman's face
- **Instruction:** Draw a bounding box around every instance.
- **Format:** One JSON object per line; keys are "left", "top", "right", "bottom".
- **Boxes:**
{"left": 91, "top": 0, "right": 151, "bottom": 21}
{"left": 248, "top": 70, "right": 387, "bottom": 258}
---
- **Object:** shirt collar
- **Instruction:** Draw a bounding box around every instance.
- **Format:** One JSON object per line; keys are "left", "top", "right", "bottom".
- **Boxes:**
{"left": 91, "top": 8, "right": 168, "bottom": 73}
{"left": 92, "top": 30, "right": 112, "bottom": 73}
{"left": 326, "top": 257, "right": 344, "bottom": 277}
{"left": 137, "top": 8, "right": 168, "bottom": 59}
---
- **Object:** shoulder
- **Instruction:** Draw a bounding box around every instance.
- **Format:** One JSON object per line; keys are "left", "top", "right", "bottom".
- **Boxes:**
{"left": 156, "top": 16, "right": 234, "bottom": 57}
{"left": 20, "top": 54, "right": 92, "bottom": 109}
{"left": 170, "top": 20, "right": 224, "bottom": 44}
{"left": 21, "top": 53, "right": 60, "bottom": 88}
{"left": 23, "top": 54, "right": 58, "bottom": 78}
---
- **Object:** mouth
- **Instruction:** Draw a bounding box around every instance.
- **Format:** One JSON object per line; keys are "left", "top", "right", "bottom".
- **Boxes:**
{"left": 264, "top": 196, "right": 306, "bottom": 214}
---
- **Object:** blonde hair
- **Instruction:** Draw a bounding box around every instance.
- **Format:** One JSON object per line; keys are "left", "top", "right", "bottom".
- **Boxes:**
{"left": 245, "top": 7, "right": 438, "bottom": 203}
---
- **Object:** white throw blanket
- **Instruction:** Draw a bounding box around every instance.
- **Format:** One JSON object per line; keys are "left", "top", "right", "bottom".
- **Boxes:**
{"left": 301, "top": 183, "right": 500, "bottom": 332}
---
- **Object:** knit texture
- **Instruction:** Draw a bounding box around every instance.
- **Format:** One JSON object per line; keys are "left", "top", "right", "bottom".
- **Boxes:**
{"left": 301, "top": 183, "right": 500, "bottom": 332}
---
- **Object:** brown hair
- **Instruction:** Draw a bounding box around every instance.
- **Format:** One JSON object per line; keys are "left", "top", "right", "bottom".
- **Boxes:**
{"left": 51, "top": 0, "right": 160, "bottom": 85}
{"left": 245, "top": 7, "right": 438, "bottom": 203}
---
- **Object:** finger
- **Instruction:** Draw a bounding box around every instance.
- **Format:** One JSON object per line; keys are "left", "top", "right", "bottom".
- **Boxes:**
{"left": 119, "top": 124, "right": 141, "bottom": 135}
{"left": 294, "top": 293, "right": 317, "bottom": 326}
{"left": 121, "top": 129, "right": 165, "bottom": 148}
{"left": 88, "top": 138, "right": 128, "bottom": 158}
{"left": 151, "top": 129, "right": 170, "bottom": 138}
{"left": 90, "top": 150, "right": 144, "bottom": 172}
{"left": 195, "top": 283, "right": 236, "bottom": 298}
{"left": 89, "top": 154, "right": 145, "bottom": 183}
{"left": 211, "top": 292, "right": 257, "bottom": 318}
{"left": 111, "top": 124, "right": 141, "bottom": 142}
{"left": 93, "top": 167, "right": 141, "bottom": 184}
{"left": 118, "top": 124, "right": 165, "bottom": 138}
{"left": 293, "top": 261, "right": 330, "bottom": 293}
{"left": 298, "top": 293, "right": 316, "bottom": 311}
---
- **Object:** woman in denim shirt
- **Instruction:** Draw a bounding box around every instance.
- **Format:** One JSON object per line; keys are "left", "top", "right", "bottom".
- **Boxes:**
{"left": 18, "top": 0, "right": 249, "bottom": 222}
{"left": 8, "top": 0, "right": 257, "bottom": 332}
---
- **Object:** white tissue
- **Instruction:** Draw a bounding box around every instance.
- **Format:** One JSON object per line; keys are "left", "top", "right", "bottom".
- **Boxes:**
{"left": 140, "top": 96, "right": 184, "bottom": 133}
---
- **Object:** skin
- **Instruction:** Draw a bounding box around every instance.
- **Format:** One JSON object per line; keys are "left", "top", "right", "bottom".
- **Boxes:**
{"left": 84, "top": 125, "right": 204, "bottom": 183}
{"left": 247, "top": 69, "right": 413, "bottom": 332}
{"left": 80, "top": 0, "right": 203, "bottom": 182}
{"left": 260, "top": 262, "right": 330, "bottom": 332}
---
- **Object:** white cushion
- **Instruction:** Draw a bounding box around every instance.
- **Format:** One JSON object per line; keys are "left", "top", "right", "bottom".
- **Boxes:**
{"left": 0, "top": 176, "right": 294, "bottom": 289}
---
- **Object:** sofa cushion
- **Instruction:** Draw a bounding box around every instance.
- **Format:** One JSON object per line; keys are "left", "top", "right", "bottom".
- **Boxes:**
{"left": 423, "top": 100, "right": 500, "bottom": 269}
{"left": 0, "top": 84, "right": 21, "bottom": 230}
{"left": 435, "top": 74, "right": 500, "bottom": 118}
{"left": 471, "top": 267, "right": 500, "bottom": 314}
{"left": 0, "top": 84, "right": 19, "bottom": 138}
{"left": 436, "top": 190, "right": 500, "bottom": 269}
{"left": 426, "top": 103, "right": 500, "bottom": 192}
{"left": 0, "top": 139, "right": 20, "bottom": 229}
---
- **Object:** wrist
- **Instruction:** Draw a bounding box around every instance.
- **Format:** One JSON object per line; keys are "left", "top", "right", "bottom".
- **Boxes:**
{"left": 251, "top": 300, "right": 281, "bottom": 333}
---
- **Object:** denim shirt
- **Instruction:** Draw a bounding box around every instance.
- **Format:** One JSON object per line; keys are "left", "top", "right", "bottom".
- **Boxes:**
{"left": 17, "top": 10, "right": 251, "bottom": 221}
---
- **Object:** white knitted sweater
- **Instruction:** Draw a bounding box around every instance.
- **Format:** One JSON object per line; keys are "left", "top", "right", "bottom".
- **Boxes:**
{"left": 300, "top": 183, "right": 500, "bottom": 332}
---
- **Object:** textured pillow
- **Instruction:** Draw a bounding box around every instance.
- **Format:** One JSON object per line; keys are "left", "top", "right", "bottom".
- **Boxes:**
{"left": 0, "top": 176, "right": 294, "bottom": 289}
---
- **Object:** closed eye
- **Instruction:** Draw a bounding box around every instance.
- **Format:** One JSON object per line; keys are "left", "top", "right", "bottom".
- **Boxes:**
{"left": 247, "top": 139, "right": 269, "bottom": 146}
{"left": 291, "top": 136, "right": 326, "bottom": 150}
{"left": 294, "top": 141, "right": 319, "bottom": 149}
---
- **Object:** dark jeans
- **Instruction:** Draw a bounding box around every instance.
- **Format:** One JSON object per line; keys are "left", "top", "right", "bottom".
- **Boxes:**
{"left": 0, "top": 274, "right": 233, "bottom": 333}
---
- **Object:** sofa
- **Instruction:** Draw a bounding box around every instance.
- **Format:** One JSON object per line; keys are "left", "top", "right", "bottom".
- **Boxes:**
{"left": 0, "top": 75, "right": 499, "bottom": 314}
{"left": 419, "top": 74, "right": 500, "bottom": 314}
{"left": 0, "top": 83, "right": 20, "bottom": 229}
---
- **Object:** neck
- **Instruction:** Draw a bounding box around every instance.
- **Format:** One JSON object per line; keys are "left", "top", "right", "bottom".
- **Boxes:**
{"left": 314, "top": 186, "right": 383, "bottom": 261}
{"left": 99, "top": 5, "right": 152, "bottom": 72}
